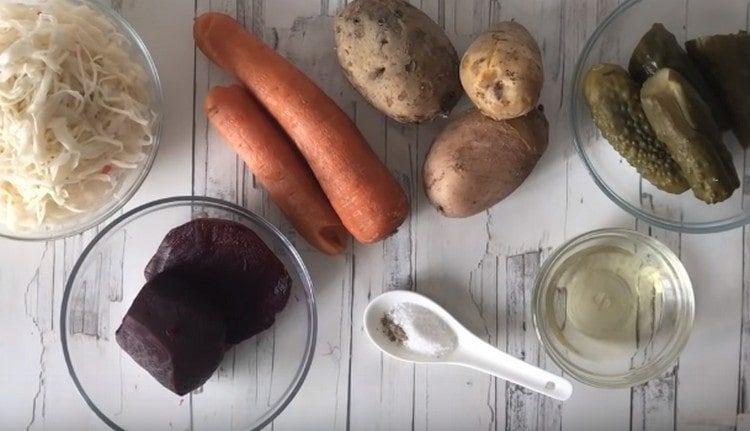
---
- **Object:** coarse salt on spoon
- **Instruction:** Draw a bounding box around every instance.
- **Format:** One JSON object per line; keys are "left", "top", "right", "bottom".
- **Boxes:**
{"left": 364, "top": 290, "right": 573, "bottom": 401}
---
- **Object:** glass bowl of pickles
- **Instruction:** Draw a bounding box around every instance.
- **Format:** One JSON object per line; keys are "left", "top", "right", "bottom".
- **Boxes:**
{"left": 532, "top": 228, "right": 694, "bottom": 388}
{"left": 571, "top": 0, "right": 750, "bottom": 233}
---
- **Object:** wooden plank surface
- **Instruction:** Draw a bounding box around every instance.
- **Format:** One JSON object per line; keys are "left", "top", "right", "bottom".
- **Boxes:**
{"left": 1, "top": 0, "right": 749, "bottom": 429}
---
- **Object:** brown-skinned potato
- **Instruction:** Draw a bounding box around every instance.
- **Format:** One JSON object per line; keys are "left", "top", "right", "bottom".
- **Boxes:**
{"left": 334, "top": 0, "right": 461, "bottom": 123}
{"left": 460, "top": 22, "right": 543, "bottom": 121}
{"left": 423, "top": 107, "right": 549, "bottom": 218}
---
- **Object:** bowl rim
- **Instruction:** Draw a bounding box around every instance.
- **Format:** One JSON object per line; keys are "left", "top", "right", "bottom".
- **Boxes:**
{"left": 60, "top": 195, "right": 318, "bottom": 431}
{"left": 531, "top": 228, "right": 695, "bottom": 388}
{"left": 0, "top": 0, "right": 165, "bottom": 241}
{"left": 569, "top": 0, "right": 750, "bottom": 234}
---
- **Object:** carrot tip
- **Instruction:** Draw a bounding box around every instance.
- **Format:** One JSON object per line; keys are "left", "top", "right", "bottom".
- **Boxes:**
{"left": 319, "top": 225, "right": 348, "bottom": 255}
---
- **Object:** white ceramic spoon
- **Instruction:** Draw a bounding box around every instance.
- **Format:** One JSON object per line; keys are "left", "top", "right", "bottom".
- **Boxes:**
{"left": 363, "top": 290, "right": 573, "bottom": 401}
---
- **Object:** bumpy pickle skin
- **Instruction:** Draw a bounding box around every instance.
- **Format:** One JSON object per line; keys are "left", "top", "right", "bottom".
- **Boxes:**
{"left": 629, "top": 24, "right": 729, "bottom": 129}
{"left": 686, "top": 31, "right": 750, "bottom": 148}
{"left": 640, "top": 68, "right": 739, "bottom": 204}
{"left": 583, "top": 64, "right": 689, "bottom": 194}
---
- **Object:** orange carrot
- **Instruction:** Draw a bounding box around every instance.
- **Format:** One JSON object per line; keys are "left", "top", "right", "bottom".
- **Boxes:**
{"left": 205, "top": 85, "right": 349, "bottom": 255}
{"left": 194, "top": 13, "right": 408, "bottom": 243}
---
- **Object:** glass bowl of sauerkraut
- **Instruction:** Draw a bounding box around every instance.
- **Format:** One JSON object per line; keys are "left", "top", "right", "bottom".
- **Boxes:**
{"left": 0, "top": 0, "right": 163, "bottom": 240}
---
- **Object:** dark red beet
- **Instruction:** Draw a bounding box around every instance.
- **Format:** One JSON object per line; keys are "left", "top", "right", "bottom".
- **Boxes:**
{"left": 115, "top": 273, "right": 226, "bottom": 395}
{"left": 144, "top": 218, "right": 291, "bottom": 343}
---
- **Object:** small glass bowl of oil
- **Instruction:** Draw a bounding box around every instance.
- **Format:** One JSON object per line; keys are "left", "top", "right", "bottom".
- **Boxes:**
{"left": 532, "top": 228, "right": 694, "bottom": 388}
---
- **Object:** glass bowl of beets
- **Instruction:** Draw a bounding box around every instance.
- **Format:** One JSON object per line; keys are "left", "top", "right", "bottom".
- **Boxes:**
{"left": 61, "top": 196, "right": 316, "bottom": 431}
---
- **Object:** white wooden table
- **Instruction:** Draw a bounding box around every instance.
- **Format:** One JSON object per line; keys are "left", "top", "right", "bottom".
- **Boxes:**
{"left": 1, "top": 0, "right": 749, "bottom": 429}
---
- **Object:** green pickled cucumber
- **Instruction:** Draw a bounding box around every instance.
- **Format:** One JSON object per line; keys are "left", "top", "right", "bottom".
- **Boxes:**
{"left": 583, "top": 64, "right": 689, "bottom": 194}
{"left": 629, "top": 23, "right": 729, "bottom": 129}
{"left": 686, "top": 31, "right": 750, "bottom": 147}
{"left": 641, "top": 68, "right": 739, "bottom": 204}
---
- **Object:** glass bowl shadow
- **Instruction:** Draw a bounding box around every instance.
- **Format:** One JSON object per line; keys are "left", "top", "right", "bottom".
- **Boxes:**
{"left": 570, "top": 0, "right": 750, "bottom": 233}
{"left": 61, "top": 196, "right": 317, "bottom": 430}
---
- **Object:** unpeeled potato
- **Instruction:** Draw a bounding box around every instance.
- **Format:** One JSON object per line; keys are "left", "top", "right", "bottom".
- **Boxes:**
{"left": 460, "top": 22, "right": 543, "bottom": 121}
{"left": 334, "top": 0, "right": 461, "bottom": 123}
{"left": 423, "top": 107, "right": 549, "bottom": 218}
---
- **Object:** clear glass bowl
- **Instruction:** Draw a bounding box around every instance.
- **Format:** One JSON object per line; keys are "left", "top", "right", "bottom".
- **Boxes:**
{"left": 61, "top": 196, "right": 317, "bottom": 430}
{"left": 0, "top": 0, "right": 163, "bottom": 241}
{"left": 571, "top": 0, "right": 749, "bottom": 233}
{"left": 532, "top": 229, "right": 694, "bottom": 388}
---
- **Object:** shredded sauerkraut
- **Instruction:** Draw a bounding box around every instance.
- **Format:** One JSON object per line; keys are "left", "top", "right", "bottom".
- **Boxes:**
{"left": 0, "top": 0, "right": 156, "bottom": 233}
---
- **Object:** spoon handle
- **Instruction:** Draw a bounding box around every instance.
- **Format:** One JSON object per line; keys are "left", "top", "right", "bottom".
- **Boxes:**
{"left": 454, "top": 339, "right": 573, "bottom": 401}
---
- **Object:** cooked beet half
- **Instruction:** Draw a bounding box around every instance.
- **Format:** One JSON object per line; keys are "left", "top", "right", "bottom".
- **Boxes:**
{"left": 115, "top": 273, "right": 227, "bottom": 395}
{"left": 144, "top": 218, "right": 292, "bottom": 343}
